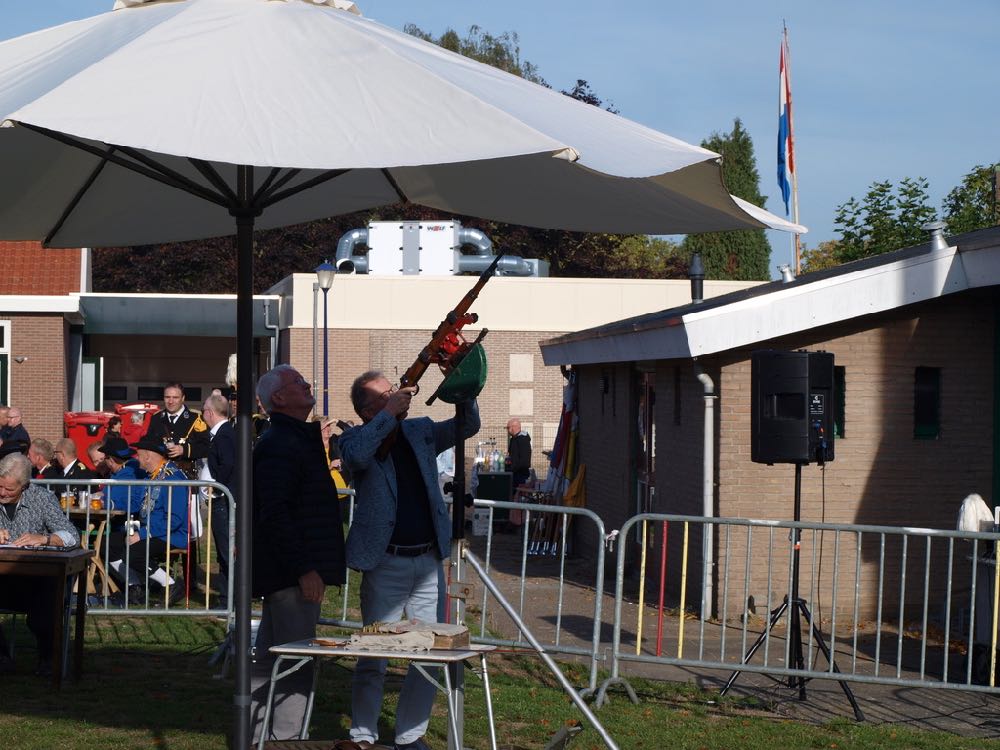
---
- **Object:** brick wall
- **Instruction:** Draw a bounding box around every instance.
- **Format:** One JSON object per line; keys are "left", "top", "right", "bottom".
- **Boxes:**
{"left": 4, "top": 313, "right": 68, "bottom": 443}
{"left": 571, "top": 290, "right": 996, "bottom": 621}
{"left": 285, "top": 327, "right": 568, "bottom": 481}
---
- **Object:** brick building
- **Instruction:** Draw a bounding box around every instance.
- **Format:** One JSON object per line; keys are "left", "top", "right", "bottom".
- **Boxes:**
{"left": 0, "top": 242, "right": 754, "bottom": 471}
{"left": 540, "top": 226, "right": 1000, "bottom": 620}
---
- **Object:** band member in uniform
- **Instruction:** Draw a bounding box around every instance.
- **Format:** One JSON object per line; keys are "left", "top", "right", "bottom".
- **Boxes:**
{"left": 144, "top": 382, "right": 210, "bottom": 476}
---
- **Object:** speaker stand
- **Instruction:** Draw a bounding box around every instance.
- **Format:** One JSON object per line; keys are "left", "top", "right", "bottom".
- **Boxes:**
{"left": 719, "top": 463, "right": 864, "bottom": 722}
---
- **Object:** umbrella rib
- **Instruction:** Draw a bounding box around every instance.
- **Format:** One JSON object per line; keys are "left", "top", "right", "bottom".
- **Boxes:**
{"left": 188, "top": 158, "right": 238, "bottom": 204}
{"left": 380, "top": 168, "right": 409, "bottom": 204}
{"left": 114, "top": 144, "right": 231, "bottom": 208}
{"left": 259, "top": 168, "right": 350, "bottom": 210}
{"left": 17, "top": 124, "right": 230, "bottom": 210}
{"left": 44, "top": 145, "right": 116, "bottom": 247}
{"left": 254, "top": 167, "right": 296, "bottom": 205}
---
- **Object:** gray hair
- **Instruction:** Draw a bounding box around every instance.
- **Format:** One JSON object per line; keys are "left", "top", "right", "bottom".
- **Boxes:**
{"left": 30, "top": 438, "right": 54, "bottom": 462}
{"left": 350, "top": 370, "right": 385, "bottom": 416}
{"left": 0, "top": 452, "right": 32, "bottom": 485}
{"left": 256, "top": 364, "right": 299, "bottom": 414}
{"left": 204, "top": 392, "right": 230, "bottom": 419}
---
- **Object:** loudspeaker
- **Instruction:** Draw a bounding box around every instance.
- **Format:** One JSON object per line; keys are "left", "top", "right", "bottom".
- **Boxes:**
{"left": 751, "top": 349, "right": 835, "bottom": 465}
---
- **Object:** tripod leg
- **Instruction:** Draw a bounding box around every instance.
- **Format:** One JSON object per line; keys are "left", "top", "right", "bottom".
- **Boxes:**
{"left": 788, "top": 597, "right": 806, "bottom": 698}
{"left": 720, "top": 599, "right": 789, "bottom": 696}
{"left": 797, "top": 601, "right": 865, "bottom": 722}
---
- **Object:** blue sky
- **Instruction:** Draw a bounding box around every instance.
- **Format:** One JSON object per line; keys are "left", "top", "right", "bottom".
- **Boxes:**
{"left": 4, "top": 1, "right": 998, "bottom": 273}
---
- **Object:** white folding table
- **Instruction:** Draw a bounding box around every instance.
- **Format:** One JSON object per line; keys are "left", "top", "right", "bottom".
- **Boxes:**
{"left": 259, "top": 639, "right": 497, "bottom": 750}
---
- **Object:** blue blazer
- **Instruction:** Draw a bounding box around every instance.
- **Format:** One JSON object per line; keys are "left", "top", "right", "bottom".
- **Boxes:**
{"left": 341, "top": 401, "right": 480, "bottom": 572}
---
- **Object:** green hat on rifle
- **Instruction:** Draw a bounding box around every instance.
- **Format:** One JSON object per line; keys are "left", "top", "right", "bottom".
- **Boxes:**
{"left": 434, "top": 343, "right": 488, "bottom": 404}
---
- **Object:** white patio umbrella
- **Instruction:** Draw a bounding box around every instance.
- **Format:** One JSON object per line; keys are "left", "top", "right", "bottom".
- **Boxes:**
{"left": 0, "top": 1, "right": 804, "bottom": 745}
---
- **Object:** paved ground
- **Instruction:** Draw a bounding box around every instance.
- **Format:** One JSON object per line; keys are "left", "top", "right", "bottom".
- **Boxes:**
{"left": 463, "top": 529, "right": 1000, "bottom": 741}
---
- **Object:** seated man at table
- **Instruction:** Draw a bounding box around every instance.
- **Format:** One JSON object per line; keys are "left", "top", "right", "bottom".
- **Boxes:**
{"left": 27, "top": 438, "right": 57, "bottom": 479}
{"left": 105, "top": 436, "right": 189, "bottom": 606}
{"left": 97, "top": 437, "right": 148, "bottom": 514}
{"left": 0, "top": 452, "right": 80, "bottom": 675}
{"left": 48, "top": 438, "right": 98, "bottom": 496}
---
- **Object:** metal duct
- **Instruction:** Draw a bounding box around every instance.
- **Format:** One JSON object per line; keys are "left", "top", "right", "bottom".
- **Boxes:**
{"left": 456, "top": 254, "right": 533, "bottom": 276}
{"left": 335, "top": 227, "right": 369, "bottom": 274}
{"left": 456, "top": 226, "right": 493, "bottom": 256}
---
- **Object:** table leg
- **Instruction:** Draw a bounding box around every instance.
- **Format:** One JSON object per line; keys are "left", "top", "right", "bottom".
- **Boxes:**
{"left": 73, "top": 569, "right": 86, "bottom": 683}
{"left": 443, "top": 662, "right": 463, "bottom": 750}
{"left": 51, "top": 572, "right": 66, "bottom": 690}
{"left": 480, "top": 653, "right": 497, "bottom": 750}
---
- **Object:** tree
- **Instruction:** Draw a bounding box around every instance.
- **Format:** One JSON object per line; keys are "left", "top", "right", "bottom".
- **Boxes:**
{"left": 834, "top": 176, "right": 936, "bottom": 262}
{"left": 403, "top": 24, "right": 546, "bottom": 84}
{"left": 943, "top": 163, "right": 999, "bottom": 235}
{"left": 680, "top": 119, "right": 772, "bottom": 280}
{"left": 800, "top": 240, "right": 845, "bottom": 273}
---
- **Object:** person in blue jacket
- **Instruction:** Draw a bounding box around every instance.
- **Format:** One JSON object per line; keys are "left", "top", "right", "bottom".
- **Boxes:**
{"left": 341, "top": 370, "right": 480, "bottom": 750}
{"left": 106, "top": 435, "right": 189, "bottom": 604}
{"left": 97, "top": 436, "right": 148, "bottom": 515}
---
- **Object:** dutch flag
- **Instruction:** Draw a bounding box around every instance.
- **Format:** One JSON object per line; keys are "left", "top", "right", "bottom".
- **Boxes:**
{"left": 777, "top": 35, "right": 794, "bottom": 215}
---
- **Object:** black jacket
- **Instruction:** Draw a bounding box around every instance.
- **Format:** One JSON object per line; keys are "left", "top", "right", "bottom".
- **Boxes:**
{"left": 208, "top": 420, "right": 237, "bottom": 493}
{"left": 145, "top": 407, "right": 210, "bottom": 461}
{"left": 252, "top": 412, "right": 346, "bottom": 597}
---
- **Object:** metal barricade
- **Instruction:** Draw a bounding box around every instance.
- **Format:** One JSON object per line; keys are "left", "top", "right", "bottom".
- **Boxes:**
{"left": 33, "top": 477, "right": 235, "bottom": 619}
{"left": 598, "top": 513, "right": 1000, "bottom": 707}
{"left": 459, "top": 497, "right": 608, "bottom": 694}
{"left": 319, "top": 492, "right": 608, "bottom": 694}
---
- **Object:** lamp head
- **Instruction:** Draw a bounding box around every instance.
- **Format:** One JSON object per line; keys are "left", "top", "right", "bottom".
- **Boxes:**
{"left": 315, "top": 260, "right": 336, "bottom": 290}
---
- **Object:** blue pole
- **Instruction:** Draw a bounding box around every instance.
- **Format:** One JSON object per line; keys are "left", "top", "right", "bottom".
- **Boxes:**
{"left": 322, "top": 287, "right": 330, "bottom": 417}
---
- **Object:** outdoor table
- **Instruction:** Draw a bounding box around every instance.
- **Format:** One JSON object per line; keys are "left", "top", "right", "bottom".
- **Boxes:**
{"left": 68, "top": 507, "right": 127, "bottom": 596}
{"left": 0, "top": 546, "right": 92, "bottom": 688}
{"left": 258, "top": 640, "right": 497, "bottom": 750}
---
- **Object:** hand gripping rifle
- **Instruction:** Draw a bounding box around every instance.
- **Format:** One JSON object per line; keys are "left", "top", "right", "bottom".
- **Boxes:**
{"left": 377, "top": 253, "right": 502, "bottom": 458}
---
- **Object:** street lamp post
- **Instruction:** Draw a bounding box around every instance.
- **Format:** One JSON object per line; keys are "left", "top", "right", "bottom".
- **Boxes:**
{"left": 315, "top": 260, "right": 336, "bottom": 416}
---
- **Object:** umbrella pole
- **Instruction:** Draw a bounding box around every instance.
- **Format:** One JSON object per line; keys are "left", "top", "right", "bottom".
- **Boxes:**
{"left": 234, "top": 165, "right": 255, "bottom": 750}
{"left": 448, "top": 403, "right": 466, "bottom": 750}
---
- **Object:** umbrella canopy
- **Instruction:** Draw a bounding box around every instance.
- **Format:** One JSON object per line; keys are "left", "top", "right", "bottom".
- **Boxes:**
{"left": 0, "top": 2, "right": 804, "bottom": 747}
{"left": 0, "top": 0, "right": 804, "bottom": 245}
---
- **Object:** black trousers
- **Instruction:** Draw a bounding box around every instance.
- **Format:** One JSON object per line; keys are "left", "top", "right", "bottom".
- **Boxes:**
{"left": 209, "top": 498, "right": 231, "bottom": 581}
{"left": 0, "top": 575, "right": 57, "bottom": 660}
{"left": 106, "top": 534, "right": 181, "bottom": 581}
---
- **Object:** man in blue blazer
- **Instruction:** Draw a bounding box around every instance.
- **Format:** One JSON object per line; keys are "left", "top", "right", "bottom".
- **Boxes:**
{"left": 341, "top": 370, "right": 480, "bottom": 750}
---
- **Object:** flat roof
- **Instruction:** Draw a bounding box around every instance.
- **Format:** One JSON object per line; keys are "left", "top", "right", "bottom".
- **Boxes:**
{"left": 76, "top": 293, "right": 280, "bottom": 337}
{"left": 540, "top": 226, "right": 1000, "bottom": 365}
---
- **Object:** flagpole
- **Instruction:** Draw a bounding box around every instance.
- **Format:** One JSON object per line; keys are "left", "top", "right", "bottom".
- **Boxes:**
{"left": 784, "top": 25, "right": 801, "bottom": 274}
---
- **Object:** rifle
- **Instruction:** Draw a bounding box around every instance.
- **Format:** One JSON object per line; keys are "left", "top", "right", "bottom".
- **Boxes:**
{"left": 377, "top": 253, "right": 502, "bottom": 457}
{"left": 400, "top": 252, "right": 502, "bottom": 404}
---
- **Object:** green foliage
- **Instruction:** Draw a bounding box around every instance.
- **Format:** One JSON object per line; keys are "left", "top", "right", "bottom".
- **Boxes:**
{"left": 403, "top": 23, "right": 547, "bottom": 84}
{"left": 681, "top": 119, "right": 772, "bottom": 280}
{"left": 834, "top": 177, "right": 937, "bottom": 263}
{"left": 942, "top": 163, "right": 999, "bottom": 234}
{"left": 800, "top": 239, "right": 845, "bottom": 273}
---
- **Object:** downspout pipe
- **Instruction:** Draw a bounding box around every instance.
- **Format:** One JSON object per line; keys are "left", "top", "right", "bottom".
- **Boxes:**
{"left": 456, "top": 254, "right": 534, "bottom": 276}
{"left": 694, "top": 363, "right": 716, "bottom": 620}
{"left": 335, "top": 227, "right": 369, "bottom": 274}
{"left": 262, "top": 298, "right": 278, "bottom": 370}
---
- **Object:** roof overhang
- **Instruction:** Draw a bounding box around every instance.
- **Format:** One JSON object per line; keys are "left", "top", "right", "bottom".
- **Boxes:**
{"left": 76, "top": 293, "right": 280, "bottom": 336}
{"left": 541, "top": 227, "right": 1000, "bottom": 366}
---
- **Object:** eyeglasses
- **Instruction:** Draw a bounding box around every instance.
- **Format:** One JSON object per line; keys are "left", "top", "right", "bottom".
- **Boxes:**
{"left": 365, "top": 384, "right": 397, "bottom": 411}
{"left": 277, "top": 375, "right": 308, "bottom": 392}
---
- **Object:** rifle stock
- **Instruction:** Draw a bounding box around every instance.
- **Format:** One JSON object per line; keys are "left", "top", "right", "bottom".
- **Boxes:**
{"left": 377, "top": 253, "right": 502, "bottom": 459}
{"left": 399, "top": 252, "right": 503, "bottom": 391}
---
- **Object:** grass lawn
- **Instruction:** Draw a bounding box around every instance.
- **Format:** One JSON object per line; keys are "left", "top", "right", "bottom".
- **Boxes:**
{"left": 3, "top": 610, "right": 1000, "bottom": 750}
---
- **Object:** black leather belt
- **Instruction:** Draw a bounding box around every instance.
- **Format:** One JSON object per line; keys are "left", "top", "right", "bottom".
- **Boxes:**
{"left": 386, "top": 542, "right": 434, "bottom": 557}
